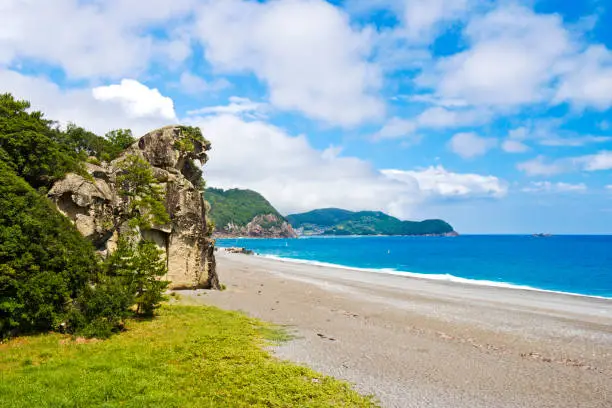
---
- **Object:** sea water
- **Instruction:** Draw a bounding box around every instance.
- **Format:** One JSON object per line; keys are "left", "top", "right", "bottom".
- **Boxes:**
{"left": 216, "top": 235, "right": 612, "bottom": 298}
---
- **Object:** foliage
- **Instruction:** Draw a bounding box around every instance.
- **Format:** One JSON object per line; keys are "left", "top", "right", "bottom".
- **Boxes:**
{"left": 287, "top": 208, "right": 455, "bottom": 236}
{"left": 0, "top": 93, "right": 83, "bottom": 188}
{"left": 116, "top": 154, "right": 170, "bottom": 229}
{"left": 0, "top": 305, "right": 378, "bottom": 407}
{"left": 105, "top": 129, "right": 135, "bottom": 154}
{"left": 0, "top": 94, "right": 134, "bottom": 188}
{"left": 103, "top": 237, "right": 169, "bottom": 317}
{"left": 0, "top": 159, "right": 100, "bottom": 338}
{"left": 206, "top": 187, "right": 285, "bottom": 231}
{"left": 175, "top": 125, "right": 207, "bottom": 153}
{"left": 61, "top": 124, "right": 135, "bottom": 162}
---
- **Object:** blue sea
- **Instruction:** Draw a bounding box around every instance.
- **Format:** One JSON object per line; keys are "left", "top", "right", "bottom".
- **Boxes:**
{"left": 216, "top": 235, "right": 612, "bottom": 299}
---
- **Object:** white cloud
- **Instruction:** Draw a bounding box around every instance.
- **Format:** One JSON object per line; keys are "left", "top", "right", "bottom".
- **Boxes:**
{"left": 579, "top": 151, "right": 612, "bottom": 171}
{"left": 517, "top": 151, "right": 612, "bottom": 176}
{"left": 373, "top": 117, "right": 417, "bottom": 140}
{"left": 418, "top": 4, "right": 572, "bottom": 107}
{"left": 502, "top": 139, "right": 529, "bottom": 153}
{"left": 383, "top": 165, "right": 507, "bottom": 200}
{"left": 555, "top": 45, "right": 612, "bottom": 110}
{"left": 190, "top": 114, "right": 422, "bottom": 218}
{"left": 92, "top": 79, "right": 177, "bottom": 120}
{"left": 606, "top": 185, "right": 612, "bottom": 191}
{"left": 193, "top": 0, "right": 384, "bottom": 127}
{"left": 187, "top": 97, "right": 268, "bottom": 119}
{"left": 517, "top": 156, "right": 571, "bottom": 176}
{"left": 0, "top": 69, "right": 173, "bottom": 136}
{"left": 416, "top": 106, "right": 489, "bottom": 129}
{"left": 178, "top": 72, "right": 231, "bottom": 95}
{"left": 448, "top": 132, "right": 497, "bottom": 158}
{"left": 522, "top": 181, "right": 587, "bottom": 193}
{"left": 539, "top": 135, "right": 612, "bottom": 147}
{"left": 0, "top": 0, "right": 194, "bottom": 79}
{"left": 401, "top": 0, "right": 470, "bottom": 41}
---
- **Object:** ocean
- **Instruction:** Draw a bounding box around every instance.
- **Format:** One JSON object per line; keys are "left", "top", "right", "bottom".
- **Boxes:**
{"left": 216, "top": 235, "right": 612, "bottom": 299}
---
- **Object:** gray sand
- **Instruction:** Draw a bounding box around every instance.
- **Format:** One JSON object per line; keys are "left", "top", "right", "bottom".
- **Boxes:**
{"left": 184, "top": 251, "right": 612, "bottom": 408}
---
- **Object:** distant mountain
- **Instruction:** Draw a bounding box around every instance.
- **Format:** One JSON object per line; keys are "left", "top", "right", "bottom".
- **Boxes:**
{"left": 205, "top": 188, "right": 296, "bottom": 238}
{"left": 287, "top": 208, "right": 456, "bottom": 236}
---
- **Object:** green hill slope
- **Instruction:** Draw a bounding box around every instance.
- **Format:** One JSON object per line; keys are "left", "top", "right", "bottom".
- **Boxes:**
{"left": 205, "top": 188, "right": 296, "bottom": 237}
{"left": 287, "top": 208, "right": 456, "bottom": 236}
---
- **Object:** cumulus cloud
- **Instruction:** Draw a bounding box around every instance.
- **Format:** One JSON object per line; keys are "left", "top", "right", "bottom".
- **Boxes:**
{"left": 555, "top": 45, "right": 612, "bottom": 110}
{"left": 189, "top": 114, "right": 422, "bottom": 218}
{"left": 522, "top": 181, "right": 587, "bottom": 193}
{"left": 0, "top": 69, "right": 172, "bottom": 136}
{"left": 382, "top": 166, "right": 507, "bottom": 200}
{"left": 0, "top": 0, "right": 194, "bottom": 78}
{"left": 192, "top": 0, "right": 384, "bottom": 127}
{"left": 418, "top": 4, "right": 572, "bottom": 107}
{"left": 92, "top": 79, "right": 177, "bottom": 120}
{"left": 448, "top": 132, "right": 497, "bottom": 158}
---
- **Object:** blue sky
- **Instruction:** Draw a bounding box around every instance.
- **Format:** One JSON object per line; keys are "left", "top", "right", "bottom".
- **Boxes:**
{"left": 1, "top": 0, "right": 611, "bottom": 233}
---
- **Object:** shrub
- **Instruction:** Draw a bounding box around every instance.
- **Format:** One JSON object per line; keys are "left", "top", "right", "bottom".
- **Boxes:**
{"left": 0, "top": 159, "right": 100, "bottom": 338}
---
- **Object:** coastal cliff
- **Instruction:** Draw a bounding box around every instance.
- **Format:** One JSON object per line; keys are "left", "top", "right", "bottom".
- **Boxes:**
{"left": 48, "top": 126, "right": 219, "bottom": 290}
{"left": 206, "top": 187, "right": 297, "bottom": 238}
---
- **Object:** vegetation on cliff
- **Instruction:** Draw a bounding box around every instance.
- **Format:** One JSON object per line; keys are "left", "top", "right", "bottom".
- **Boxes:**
{"left": 0, "top": 93, "right": 169, "bottom": 339}
{"left": 287, "top": 208, "right": 456, "bottom": 236}
{"left": 206, "top": 187, "right": 295, "bottom": 237}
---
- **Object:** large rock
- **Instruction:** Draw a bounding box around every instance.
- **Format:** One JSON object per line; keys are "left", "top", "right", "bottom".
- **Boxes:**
{"left": 48, "top": 126, "right": 219, "bottom": 290}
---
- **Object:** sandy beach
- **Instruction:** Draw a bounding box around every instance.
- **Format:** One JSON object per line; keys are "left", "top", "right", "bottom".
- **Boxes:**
{"left": 184, "top": 251, "right": 612, "bottom": 408}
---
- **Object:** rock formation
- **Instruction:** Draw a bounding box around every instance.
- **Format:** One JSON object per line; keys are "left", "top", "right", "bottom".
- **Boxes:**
{"left": 48, "top": 126, "right": 219, "bottom": 290}
{"left": 217, "top": 214, "right": 297, "bottom": 238}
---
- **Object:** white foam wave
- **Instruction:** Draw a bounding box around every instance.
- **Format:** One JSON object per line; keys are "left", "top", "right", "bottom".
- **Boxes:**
{"left": 257, "top": 254, "right": 612, "bottom": 300}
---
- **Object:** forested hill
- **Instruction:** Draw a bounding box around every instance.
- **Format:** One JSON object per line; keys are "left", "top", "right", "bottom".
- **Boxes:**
{"left": 205, "top": 188, "right": 296, "bottom": 237}
{"left": 287, "top": 208, "right": 456, "bottom": 236}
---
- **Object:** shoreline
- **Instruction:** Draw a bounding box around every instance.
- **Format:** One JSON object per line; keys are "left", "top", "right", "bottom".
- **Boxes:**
{"left": 214, "top": 244, "right": 612, "bottom": 300}
{"left": 191, "top": 252, "right": 612, "bottom": 407}
{"left": 255, "top": 253, "right": 612, "bottom": 300}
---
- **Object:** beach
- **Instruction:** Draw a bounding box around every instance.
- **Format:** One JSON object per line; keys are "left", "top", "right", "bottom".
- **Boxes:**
{"left": 185, "top": 251, "right": 612, "bottom": 408}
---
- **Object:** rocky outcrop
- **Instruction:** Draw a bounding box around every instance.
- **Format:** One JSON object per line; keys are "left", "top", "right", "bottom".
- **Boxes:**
{"left": 216, "top": 214, "right": 297, "bottom": 238}
{"left": 49, "top": 126, "right": 219, "bottom": 290}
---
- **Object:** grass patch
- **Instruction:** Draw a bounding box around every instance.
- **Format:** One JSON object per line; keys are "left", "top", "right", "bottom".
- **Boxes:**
{"left": 0, "top": 305, "right": 377, "bottom": 407}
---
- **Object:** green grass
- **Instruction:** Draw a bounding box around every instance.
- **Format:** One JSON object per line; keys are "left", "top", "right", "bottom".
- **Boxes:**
{"left": 0, "top": 305, "right": 377, "bottom": 408}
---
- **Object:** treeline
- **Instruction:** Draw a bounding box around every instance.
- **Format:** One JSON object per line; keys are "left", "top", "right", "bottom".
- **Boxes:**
{"left": 0, "top": 93, "right": 169, "bottom": 339}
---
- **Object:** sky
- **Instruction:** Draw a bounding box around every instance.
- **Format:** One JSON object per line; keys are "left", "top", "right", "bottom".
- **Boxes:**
{"left": 1, "top": 0, "right": 611, "bottom": 234}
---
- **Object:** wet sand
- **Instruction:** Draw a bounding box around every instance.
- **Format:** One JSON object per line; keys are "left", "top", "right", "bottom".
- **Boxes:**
{"left": 183, "top": 251, "right": 612, "bottom": 408}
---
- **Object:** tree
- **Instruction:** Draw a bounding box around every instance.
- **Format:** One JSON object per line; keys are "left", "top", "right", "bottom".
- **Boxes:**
{"left": 103, "top": 237, "right": 169, "bottom": 317}
{"left": 0, "top": 93, "right": 82, "bottom": 188}
{"left": 0, "top": 159, "right": 100, "bottom": 338}
{"left": 116, "top": 154, "right": 170, "bottom": 229}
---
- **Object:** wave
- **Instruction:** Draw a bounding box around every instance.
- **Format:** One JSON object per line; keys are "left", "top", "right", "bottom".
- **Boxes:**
{"left": 256, "top": 254, "right": 612, "bottom": 300}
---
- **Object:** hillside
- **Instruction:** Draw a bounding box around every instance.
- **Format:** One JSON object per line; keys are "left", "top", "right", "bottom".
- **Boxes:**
{"left": 287, "top": 208, "right": 456, "bottom": 236}
{"left": 206, "top": 188, "right": 296, "bottom": 238}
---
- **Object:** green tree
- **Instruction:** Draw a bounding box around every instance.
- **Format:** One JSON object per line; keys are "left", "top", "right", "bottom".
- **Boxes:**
{"left": 0, "top": 93, "right": 82, "bottom": 188}
{"left": 0, "top": 159, "right": 100, "bottom": 338}
{"left": 116, "top": 154, "right": 170, "bottom": 229}
{"left": 103, "top": 237, "right": 169, "bottom": 317}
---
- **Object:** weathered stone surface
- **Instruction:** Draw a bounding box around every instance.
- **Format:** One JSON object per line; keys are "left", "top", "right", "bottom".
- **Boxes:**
{"left": 216, "top": 214, "right": 297, "bottom": 238}
{"left": 48, "top": 125, "right": 219, "bottom": 290}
